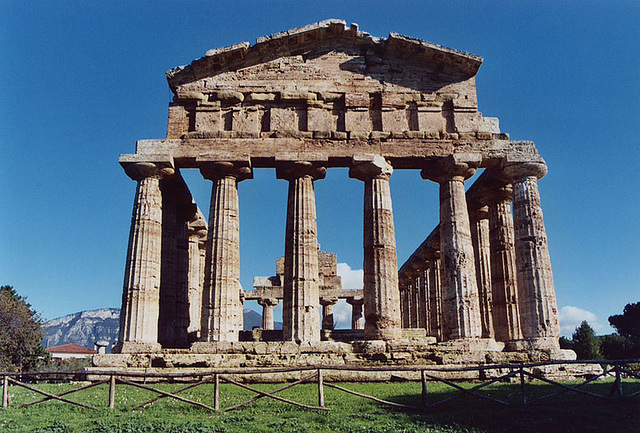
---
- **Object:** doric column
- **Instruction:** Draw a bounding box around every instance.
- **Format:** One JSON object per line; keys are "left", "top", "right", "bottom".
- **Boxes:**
{"left": 199, "top": 161, "right": 252, "bottom": 342}
{"left": 346, "top": 297, "right": 365, "bottom": 330}
{"left": 277, "top": 161, "right": 325, "bottom": 343}
{"left": 486, "top": 185, "right": 522, "bottom": 342}
{"left": 411, "top": 279, "right": 420, "bottom": 328}
{"left": 350, "top": 155, "right": 402, "bottom": 341}
{"left": 470, "top": 206, "right": 494, "bottom": 339}
{"left": 428, "top": 256, "right": 443, "bottom": 341}
{"left": 117, "top": 159, "right": 175, "bottom": 353}
{"left": 186, "top": 211, "right": 207, "bottom": 342}
{"left": 400, "top": 286, "right": 410, "bottom": 328}
{"left": 502, "top": 162, "right": 560, "bottom": 350}
{"left": 320, "top": 297, "right": 339, "bottom": 330}
{"left": 257, "top": 297, "right": 279, "bottom": 330}
{"left": 418, "top": 270, "right": 429, "bottom": 330}
{"left": 422, "top": 154, "right": 483, "bottom": 340}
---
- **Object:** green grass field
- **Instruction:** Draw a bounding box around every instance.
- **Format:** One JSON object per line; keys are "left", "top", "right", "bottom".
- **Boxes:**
{"left": 1, "top": 379, "right": 638, "bottom": 433}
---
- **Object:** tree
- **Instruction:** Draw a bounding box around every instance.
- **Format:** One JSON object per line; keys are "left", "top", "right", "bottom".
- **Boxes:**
{"left": 0, "top": 285, "right": 49, "bottom": 372}
{"left": 607, "top": 302, "right": 640, "bottom": 358}
{"left": 600, "top": 334, "right": 635, "bottom": 360}
{"left": 571, "top": 321, "right": 601, "bottom": 360}
{"left": 608, "top": 302, "right": 640, "bottom": 342}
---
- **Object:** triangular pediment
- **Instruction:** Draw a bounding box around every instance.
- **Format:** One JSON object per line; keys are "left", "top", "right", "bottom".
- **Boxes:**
{"left": 166, "top": 20, "right": 482, "bottom": 93}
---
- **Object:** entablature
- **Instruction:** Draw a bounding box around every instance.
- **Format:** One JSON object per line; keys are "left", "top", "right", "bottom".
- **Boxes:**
{"left": 125, "top": 137, "right": 542, "bottom": 171}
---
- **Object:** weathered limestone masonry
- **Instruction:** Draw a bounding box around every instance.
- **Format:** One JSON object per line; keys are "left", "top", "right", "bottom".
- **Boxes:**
{"left": 104, "top": 20, "right": 576, "bottom": 376}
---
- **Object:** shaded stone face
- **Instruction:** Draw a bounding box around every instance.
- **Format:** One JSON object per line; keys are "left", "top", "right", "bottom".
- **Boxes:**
{"left": 115, "top": 20, "right": 562, "bottom": 358}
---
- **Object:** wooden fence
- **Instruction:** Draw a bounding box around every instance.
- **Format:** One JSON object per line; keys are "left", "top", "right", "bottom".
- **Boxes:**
{"left": 1, "top": 359, "right": 638, "bottom": 412}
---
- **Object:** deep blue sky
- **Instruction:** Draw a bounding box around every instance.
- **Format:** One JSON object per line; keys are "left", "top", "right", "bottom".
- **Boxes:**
{"left": 1, "top": 1, "right": 638, "bottom": 336}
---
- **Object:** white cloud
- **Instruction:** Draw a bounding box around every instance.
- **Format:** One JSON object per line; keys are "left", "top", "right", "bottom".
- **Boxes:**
{"left": 336, "top": 262, "right": 363, "bottom": 290}
{"left": 332, "top": 263, "right": 364, "bottom": 329}
{"left": 332, "top": 299, "right": 352, "bottom": 329}
{"left": 558, "top": 305, "right": 603, "bottom": 336}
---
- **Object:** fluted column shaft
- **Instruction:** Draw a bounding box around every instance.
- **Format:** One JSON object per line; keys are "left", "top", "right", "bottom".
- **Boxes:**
{"left": 278, "top": 162, "right": 325, "bottom": 343}
{"left": 418, "top": 270, "right": 429, "bottom": 330}
{"left": 503, "top": 163, "right": 560, "bottom": 350}
{"left": 118, "top": 161, "right": 174, "bottom": 352}
{"left": 470, "top": 207, "right": 494, "bottom": 339}
{"left": 422, "top": 156, "right": 482, "bottom": 340}
{"left": 321, "top": 297, "right": 339, "bottom": 330}
{"left": 400, "top": 287, "right": 409, "bottom": 328}
{"left": 350, "top": 155, "right": 401, "bottom": 341}
{"left": 487, "top": 187, "right": 522, "bottom": 342}
{"left": 347, "top": 297, "right": 365, "bottom": 330}
{"left": 258, "top": 297, "right": 279, "bottom": 330}
{"left": 186, "top": 215, "right": 207, "bottom": 342}
{"left": 428, "top": 258, "right": 443, "bottom": 341}
{"left": 200, "top": 162, "right": 252, "bottom": 342}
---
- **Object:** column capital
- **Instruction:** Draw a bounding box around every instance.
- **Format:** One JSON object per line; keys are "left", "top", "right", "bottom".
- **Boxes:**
{"left": 421, "top": 153, "right": 482, "bottom": 183}
{"left": 120, "top": 155, "right": 175, "bottom": 181}
{"left": 346, "top": 297, "right": 364, "bottom": 307}
{"left": 320, "top": 296, "right": 339, "bottom": 307}
{"left": 198, "top": 160, "right": 253, "bottom": 182}
{"left": 276, "top": 160, "right": 326, "bottom": 181}
{"left": 469, "top": 205, "right": 489, "bottom": 221}
{"left": 349, "top": 154, "right": 393, "bottom": 181}
{"left": 187, "top": 210, "right": 208, "bottom": 239}
{"left": 481, "top": 183, "right": 513, "bottom": 205}
{"left": 499, "top": 161, "right": 548, "bottom": 183}
{"left": 257, "top": 297, "right": 279, "bottom": 307}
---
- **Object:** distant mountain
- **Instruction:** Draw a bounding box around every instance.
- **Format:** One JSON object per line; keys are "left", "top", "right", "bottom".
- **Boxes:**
{"left": 243, "top": 309, "right": 283, "bottom": 330}
{"left": 42, "top": 308, "right": 120, "bottom": 352}
{"left": 42, "top": 308, "right": 279, "bottom": 352}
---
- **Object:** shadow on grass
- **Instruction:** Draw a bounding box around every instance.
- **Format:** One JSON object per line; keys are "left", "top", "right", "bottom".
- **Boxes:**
{"left": 381, "top": 381, "right": 640, "bottom": 433}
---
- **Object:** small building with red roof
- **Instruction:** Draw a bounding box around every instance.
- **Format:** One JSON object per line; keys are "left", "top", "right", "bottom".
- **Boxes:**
{"left": 46, "top": 343, "right": 97, "bottom": 359}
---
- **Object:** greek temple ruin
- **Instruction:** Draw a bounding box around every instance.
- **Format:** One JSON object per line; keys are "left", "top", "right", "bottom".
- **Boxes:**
{"left": 106, "top": 20, "right": 573, "bottom": 371}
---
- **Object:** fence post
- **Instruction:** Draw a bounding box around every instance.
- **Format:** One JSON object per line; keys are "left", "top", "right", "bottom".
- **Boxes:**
{"left": 214, "top": 374, "right": 220, "bottom": 411}
{"left": 421, "top": 370, "right": 429, "bottom": 410}
{"left": 108, "top": 375, "right": 116, "bottom": 410}
{"left": 2, "top": 375, "right": 8, "bottom": 409}
{"left": 519, "top": 366, "right": 527, "bottom": 406}
{"left": 614, "top": 364, "right": 624, "bottom": 398}
{"left": 318, "top": 369, "right": 325, "bottom": 408}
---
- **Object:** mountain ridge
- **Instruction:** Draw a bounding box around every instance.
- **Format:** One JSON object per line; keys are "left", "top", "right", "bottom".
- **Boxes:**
{"left": 42, "top": 308, "right": 278, "bottom": 352}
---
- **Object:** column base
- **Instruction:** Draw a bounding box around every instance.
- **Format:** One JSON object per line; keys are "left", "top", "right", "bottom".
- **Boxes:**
{"left": 364, "top": 327, "right": 402, "bottom": 341}
{"left": 113, "top": 341, "right": 162, "bottom": 354}
{"left": 504, "top": 337, "right": 560, "bottom": 352}
{"left": 438, "top": 338, "right": 505, "bottom": 352}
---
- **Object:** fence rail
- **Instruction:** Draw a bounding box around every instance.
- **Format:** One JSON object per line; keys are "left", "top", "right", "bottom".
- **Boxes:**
{"left": 1, "top": 359, "right": 638, "bottom": 412}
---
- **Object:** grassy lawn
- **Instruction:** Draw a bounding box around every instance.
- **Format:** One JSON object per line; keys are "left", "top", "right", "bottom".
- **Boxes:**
{"left": 0, "top": 379, "right": 638, "bottom": 433}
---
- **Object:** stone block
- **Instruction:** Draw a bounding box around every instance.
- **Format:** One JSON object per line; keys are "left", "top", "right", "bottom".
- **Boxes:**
{"left": 195, "top": 109, "right": 222, "bottom": 133}
{"left": 232, "top": 108, "right": 260, "bottom": 133}
{"left": 381, "top": 93, "right": 406, "bottom": 107}
{"left": 271, "top": 107, "right": 304, "bottom": 131}
{"left": 308, "top": 107, "right": 337, "bottom": 132}
{"left": 478, "top": 116, "right": 500, "bottom": 133}
{"left": 215, "top": 90, "right": 244, "bottom": 103}
{"left": 417, "top": 110, "right": 445, "bottom": 133}
{"left": 381, "top": 109, "right": 408, "bottom": 132}
{"left": 281, "top": 90, "right": 316, "bottom": 101}
{"left": 247, "top": 92, "right": 277, "bottom": 102}
{"left": 453, "top": 111, "right": 482, "bottom": 133}
{"left": 345, "top": 93, "right": 369, "bottom": 107}
{"left": 317, "top": 91, "right": 342, "bottom": 101}
{"left": 345, "top": 109, "right": 371, "bottom": 133}
{"left": 353, "top": 340, "right": 386, "bottom": 354}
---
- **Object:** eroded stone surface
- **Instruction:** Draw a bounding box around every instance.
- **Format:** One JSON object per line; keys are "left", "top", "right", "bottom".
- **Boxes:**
{"left": 116, "top": 21, "right": 563, "bottom": 365}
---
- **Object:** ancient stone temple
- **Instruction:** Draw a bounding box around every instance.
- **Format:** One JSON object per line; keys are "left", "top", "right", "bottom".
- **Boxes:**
{"left": 106, "top": 20, "right": 571, "bottom": 371}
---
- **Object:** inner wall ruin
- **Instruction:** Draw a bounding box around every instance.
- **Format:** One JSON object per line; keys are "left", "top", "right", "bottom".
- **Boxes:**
{"left": 98, "top": 20, "right": 577, "bottom": 374}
